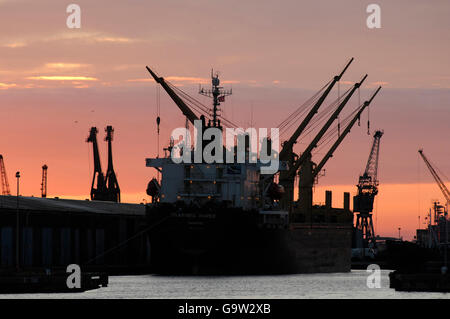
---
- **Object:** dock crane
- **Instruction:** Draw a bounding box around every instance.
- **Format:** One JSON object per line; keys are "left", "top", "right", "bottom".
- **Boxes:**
{"left": 277, "top": 58, "right": 354, "bottom": 207}
{"left": 86, "top": 127, "right": 108, "bottom": 201}
{"left": 41, "top": 164, "right": 48, "bottom": 198}
{"left": 418, "top": 149, "right": 450, "bottom": 252}
{"left": 354, "top": 130, "right": 384, "bottom": 246}
{"left": 146, "top": 66, "right": 231, "bottom": 157}
{"left": 0, "top": 155, "right": 11, "bottom": 195}
{"left": 279, "top": 58, "right": 354, "bottom": 162}
{"left": 105, "top": 126, "right": 121, "bottom": 202}
{"left": 313, "top": 87, "right": 381, "bottom": 179}
{"left": 146, "top": 66, "right": 199, "bottom": 125}
{"left": 280, "top": 74, "right": 368, "bottom": 211}
{"left": 418, "top": 149, "right": 450, "bottom": 206}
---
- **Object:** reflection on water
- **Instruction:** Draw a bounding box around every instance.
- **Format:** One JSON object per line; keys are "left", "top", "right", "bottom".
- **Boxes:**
{"left": 0, "top": 270, "right": 449, "bottom": 299}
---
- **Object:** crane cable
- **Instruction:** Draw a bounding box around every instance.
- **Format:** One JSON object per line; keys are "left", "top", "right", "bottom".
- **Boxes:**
{"left": 156, "top": 84, "right": 161, "bottom": 158}
{"left": 277, "top": 80, "right": 331, "bottom": 137}
{"left": 337, "top": 80, "right": 341, "bottom": 137}
{"left": 156, "top": 83, "right": 161, "bottom": 182}
{"left": 295, "top": 86, "right": 353, "bottom": 143}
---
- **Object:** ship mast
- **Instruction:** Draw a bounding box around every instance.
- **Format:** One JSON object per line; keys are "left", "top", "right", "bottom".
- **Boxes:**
{"left": 199, "top": 70, "right": 232, "bottom": 128}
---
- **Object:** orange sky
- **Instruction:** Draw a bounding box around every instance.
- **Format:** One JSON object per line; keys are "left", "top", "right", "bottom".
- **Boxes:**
{"left": 1, "top": 0, "right": 450, "bottom": 240}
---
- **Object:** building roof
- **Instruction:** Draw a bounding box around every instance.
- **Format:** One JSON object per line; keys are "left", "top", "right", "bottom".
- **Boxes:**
{"left": 0, "top": 195, "right": 145, "bottom": 216}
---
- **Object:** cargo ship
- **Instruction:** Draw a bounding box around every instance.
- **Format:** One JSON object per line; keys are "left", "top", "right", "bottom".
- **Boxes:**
{"left": 144, "top": 59, "right": 381, "bottom": 275}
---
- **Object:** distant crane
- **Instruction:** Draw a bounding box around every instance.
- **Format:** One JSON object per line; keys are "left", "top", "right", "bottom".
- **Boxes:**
{"left": 353, "top": 130, "right": 384, "bottom": 246}
{"left": 86, "top": 126, "right": 121, "bottom": 202}
{"left": 105, "top": 126, "right": 120, "bottom": 202}
{"left": 41, "top": 164, "right": 48, "bottom": 198}
{"left": 87, "top": 127, "right": 108, "bottom": 201}
{"left": 418, "top": 149, "right": 450, "bottom": 206}
{"left": 0, "top": 155, "right": 11, "bottom": 195}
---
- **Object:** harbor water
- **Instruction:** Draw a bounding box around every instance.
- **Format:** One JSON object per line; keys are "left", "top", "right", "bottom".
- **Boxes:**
{"left": 0, "top": 270, "right": 449, "bottom": 299}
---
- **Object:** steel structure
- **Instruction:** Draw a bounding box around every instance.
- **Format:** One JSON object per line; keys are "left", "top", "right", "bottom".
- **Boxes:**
{"left": 41, "top": 164, "right": 48, "bottom": 198}
{"left": 0, "top": 155, "right": 10, "bottom": 195}
{"left": 419, "top": 149, "right": 450, "bottom": 205}
{"left": 86, "top": 127, "right": 108, "bottom": 201}
{"left": 105, "top": 126, "right": 121, "bottom": 202}
{"left": 354, "top": 130, "right": 384, "bottom": 245}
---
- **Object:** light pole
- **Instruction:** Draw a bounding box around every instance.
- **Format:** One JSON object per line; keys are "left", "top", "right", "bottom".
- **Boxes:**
{"left": 398, "top": 227, "right": 401, "bottom": 240}
{"left": 15, "top": 171, "right": 20, "bottom": 271}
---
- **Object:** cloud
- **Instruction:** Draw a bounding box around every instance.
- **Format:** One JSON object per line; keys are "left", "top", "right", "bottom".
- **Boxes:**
{"left": 95, "top": 37, "right": 136, "bottom": 43}
{"left": 45, "top": 63, "right": 90, "bottom": 69}
{"left": 3, "top": 42, "right": 26, "bottom": 48}
{"left": 127, "top": 78, "right": 153, "bottom": 82}
{"left": 26, "top": 76, "right": 98, "bottom": 81}
{"left": 371, "top": 81, "right": 389, "bottom": 86}
{"left": 1, "top": 32, "right": 141, "bottom": 50}
{"left": 0, "top": 82, "right": 17, "bottom": 89}
{"left": 223, "top": 80, "right": 240, "bottom": 84}
{"left": 127, "top": 76, "right": 211, "bottom": 84}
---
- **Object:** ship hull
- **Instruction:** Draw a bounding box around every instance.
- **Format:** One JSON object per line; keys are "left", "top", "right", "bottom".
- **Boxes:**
{"left": 147, "top": 204, "right": 352, "bottom": 275}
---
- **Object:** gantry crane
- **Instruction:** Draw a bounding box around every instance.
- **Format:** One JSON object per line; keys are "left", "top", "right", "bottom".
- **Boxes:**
{"left": 0, "top": 155, "right": 11, "bottom": 195}
{"left": 353, "top": 130, "right": 384, "bottom": 245}
{"left": 105, "top": 126, "right": 121, "bottom": 202}
{"left": 41, "top": 164, "right": 48, "bottom": 198}
{"left": 418, "top": 149, "right": 450, "bottom": 206}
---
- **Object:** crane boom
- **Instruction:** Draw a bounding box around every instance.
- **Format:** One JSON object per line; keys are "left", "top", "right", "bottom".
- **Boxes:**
{"left": 279, "top": 58, "right": 354, "bottom": 161}
{"left": 364, "top": 130, "right": 383, "bottom": 183}
{"left": 146, "top": 66, "right": 199, "bottom": 125}
{"left": 419, "top": 149, "right": 450, "bottom": 204}
{"left": 313, "top": 86, "right": 381, "bottom": 178}
{"left": 354, "top": 129, "right": 384, "bottom": 246}
{"left": 288, "top": 74, "right": 368, "bottom": 177}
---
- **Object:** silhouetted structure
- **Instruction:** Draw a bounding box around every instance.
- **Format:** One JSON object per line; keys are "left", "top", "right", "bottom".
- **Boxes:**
{"left": 354, "top": 130, "right": 384, "bottom": 246}
{"left": 105, "top": 126, "right": 121, "bottom": 202}
{"left": 0, "top": 155, "right": 11, "bottom": 196}
{"left": 41, "top": 164, "right": 48, "bottom": 198}
{"left": 86, "top": 126, "right": 120, "bottom": 202}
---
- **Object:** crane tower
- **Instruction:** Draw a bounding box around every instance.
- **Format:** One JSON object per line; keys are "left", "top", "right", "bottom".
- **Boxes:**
{"left": 0, "top": 155, "right": 11, "bottom": 195}
{"left": 41, "top": 164, "right": 48, "bottom": 198}
{"left": 354, "top": 130, "right": 384, "bottom": 245}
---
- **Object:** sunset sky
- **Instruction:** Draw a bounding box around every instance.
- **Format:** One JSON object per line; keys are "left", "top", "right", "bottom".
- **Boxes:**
{"left": 0, "top": 0, "right": 449, "bottom": 240}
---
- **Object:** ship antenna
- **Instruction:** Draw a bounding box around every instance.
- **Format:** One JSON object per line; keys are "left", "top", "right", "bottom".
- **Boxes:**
{"left": 199, "top": 68, "right": 232, "bottom": 129}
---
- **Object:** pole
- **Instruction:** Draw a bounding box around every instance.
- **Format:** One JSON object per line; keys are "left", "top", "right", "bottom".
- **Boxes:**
{"left": 15, "top": 171, "right": 20, "bottom": 271}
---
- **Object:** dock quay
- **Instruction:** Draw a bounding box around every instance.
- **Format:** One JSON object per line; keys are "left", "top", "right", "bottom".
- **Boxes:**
{"left": 0, "top": 195, "right": 151, "bottom": 281}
